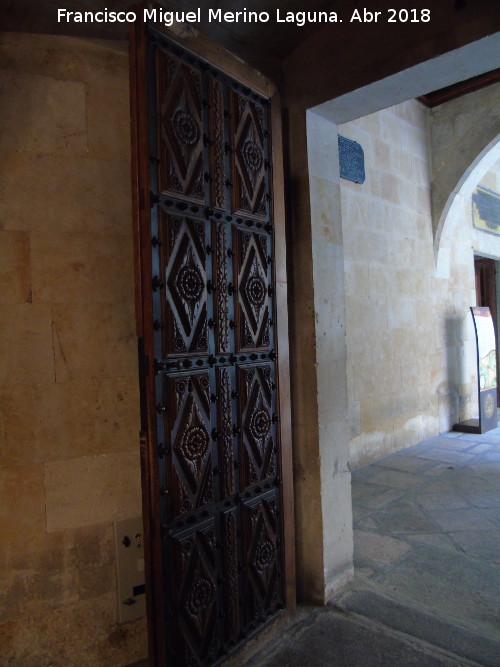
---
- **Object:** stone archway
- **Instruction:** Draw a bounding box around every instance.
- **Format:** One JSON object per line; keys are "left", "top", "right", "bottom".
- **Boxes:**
{"left": 434, "top": 134, "right": 500, "bottom": 257}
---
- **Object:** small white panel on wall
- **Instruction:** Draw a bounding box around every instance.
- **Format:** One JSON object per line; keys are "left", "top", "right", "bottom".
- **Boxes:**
{"left": 114, "top": 516, "right": 146, "bottom": 623}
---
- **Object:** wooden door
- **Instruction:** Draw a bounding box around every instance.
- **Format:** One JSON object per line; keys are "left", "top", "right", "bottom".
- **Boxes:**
{"left": 130, "top": 22, "right": 294, "bottom": 666}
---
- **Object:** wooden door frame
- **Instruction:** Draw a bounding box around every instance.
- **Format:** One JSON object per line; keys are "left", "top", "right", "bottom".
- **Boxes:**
{"left": 129, "top": 9, "right": 295, "bottom": 664}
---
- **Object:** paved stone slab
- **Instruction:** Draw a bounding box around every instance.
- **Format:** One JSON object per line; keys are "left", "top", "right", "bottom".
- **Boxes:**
{"left": 448, "top": 530, "right": 500, "bottom": 563}
{"left": 404, "top": 532, "right": 461, "bottom": 554}
{"left": 354, "top": 530, "right": 411, "bottom": 569}
{"left": 372, "top": 545, "right": 500, "bottom": 636}
{"left": 333, "top": 588, "right": 500, "bottom": 667}
{"left": 427, "top": 507, "right": 497, "bottom": 532}
{"left": 368, "top": 469, "right": 426, "bottom": 488}
{"left": 246, "top": 607, "right": 462, "bottom": 667}
{"left": 373, "top": 455, "right": 438, "bottom": 473}
{"left": 416, "top": 448, "right": 476, "bottom": 465}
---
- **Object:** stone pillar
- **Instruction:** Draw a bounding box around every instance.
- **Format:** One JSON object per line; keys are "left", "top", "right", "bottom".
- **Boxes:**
{"left": 286, "top": 104, "right": 353, "bottom": 603}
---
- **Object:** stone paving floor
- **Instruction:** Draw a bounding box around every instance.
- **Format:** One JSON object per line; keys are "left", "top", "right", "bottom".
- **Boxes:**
{"left": 247, "top": 426, "right": 500, "bottom": 666}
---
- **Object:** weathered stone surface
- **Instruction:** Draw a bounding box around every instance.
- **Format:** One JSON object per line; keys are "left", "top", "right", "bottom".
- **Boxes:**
{"left": 0, "top": 69, "right": 87, "bottom": 155}
{"left": 45, "top": 451, "right": 142, "bottom": 532}
{"left": 0, "top": 152, "right": 132, "bottom": 233}
{"left": 31, "top": 231, "right": 135, "bottom": 306}
{"left": 0, "top": 32, "right": 145, "bottom": 663}
{"left": 0, "top": 465, "right": 46, "bottom": 549}
{"left": 0, "top": 231, "right": 31, "bottom": 303}
{"left": 0, "top": 378, "right": 139, "bottom": 466}
{"left": 354, "top": 530, "right": 411, "bottom": 568}
{"left": 51, "top": 303, "right": 137, "bottom": 383}
{"left": 0, "top": 304, "right": 54, "bottom": 386}
{"left": 86, "top": 80, "right": 131, "bottom": 161}
{"left": 0, "top": 594, "right": 147, "bottom": 667}
{"left": 75, "top": 523, "right": 116, "bottom": 600}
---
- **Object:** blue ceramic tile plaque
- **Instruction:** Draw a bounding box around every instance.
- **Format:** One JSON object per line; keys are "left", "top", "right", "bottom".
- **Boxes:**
{"left": 472, "top": 186, "right": 500, "bottom": 235}
{"left": 338, "top": 135, "right": 365, "bottom": 184}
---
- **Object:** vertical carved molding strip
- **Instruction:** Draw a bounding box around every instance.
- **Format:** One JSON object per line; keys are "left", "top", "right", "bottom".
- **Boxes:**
{"left": 222, "top": 509, "right": 240, "bottom": 642}
{"left": 209, "top": 78, "right": 226, "bottom": 211}
{"left": 156, "top": 48, "right": 204, "bottom": 201}
{"left": 217, "top": 366, "right": 234, "bottom": 497}
{"left": 214, "top": 222, "right": 230, "bottom": 354}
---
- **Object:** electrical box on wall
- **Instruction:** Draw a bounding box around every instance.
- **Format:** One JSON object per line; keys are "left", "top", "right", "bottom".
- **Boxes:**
{"left": 114, "top": 517, "right": 146, "bottom": 623}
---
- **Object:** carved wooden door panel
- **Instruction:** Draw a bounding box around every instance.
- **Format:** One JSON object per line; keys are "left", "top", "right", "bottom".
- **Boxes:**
{"left": 131, "top": 26, "right": 291, "bottom": 666}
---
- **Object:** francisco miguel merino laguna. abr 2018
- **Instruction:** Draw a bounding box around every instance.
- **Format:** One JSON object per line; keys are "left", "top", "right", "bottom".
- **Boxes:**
{"left": 57, "top": 6, "right": 342, "bottom": 27}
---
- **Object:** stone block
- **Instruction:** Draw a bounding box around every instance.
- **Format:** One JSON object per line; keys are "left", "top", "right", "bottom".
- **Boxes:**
{"left": 31, "top": 231, "right": 135, "bottom": 306}
{"left": 0, "top": 562, "right": 79, "bottom": 624}
{"left": 0, "top": 231, "right": 31, "bottom": 304}
{"left": 0, "top": 69, "right": 87, "bottom": 156}
{"left": 390, "top": 148, "right": 412, "bottom": 182}
{"left": 0, "top": 33, "right": 128, "bottom": 87}
{"left": 75, "top": 523, "right": 116, "bottom": 600}
{"left": 322, "top": 471, "right": 354, "bottom": 580}
{"left": 51, "top": 303, "right": 137, "bottom": 383}
{"left": 307, "top": 111, "right": 340, "bottom": 182}
{"left": 0, "top": 304, "right": 54, "bottom": 386}
{"left": 0, "top": 465, "right": 46, "bottom": 551}
{"left": 310, "top": 177, "right": 343, "bottom": 246}
{"left": 0, "top": 377, "right": 140, "bottom": 466}
{"left": 344, "top": 260, "right": 369, "bottom": 299}
{"left": 45, "top": 451, "right": 142, "bottom": 532}
{"left": 0, "top": 152, "right": 132, "bottom": 233}
{"left": 86, "top": 79, "right": 131, "bottom": 161}
{"left": 0, "top": 593, "right": 147, "bottom": 667}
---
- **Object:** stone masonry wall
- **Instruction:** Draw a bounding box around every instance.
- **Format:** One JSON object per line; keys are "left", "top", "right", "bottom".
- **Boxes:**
{"left": 340, "top": 99, "right": 500, "bottom": 469}
{"left": 0, "top": 33, "right": 147, "bottom": 665}
{"left": 339, "top": 101, "right": 438, "bottom": 467}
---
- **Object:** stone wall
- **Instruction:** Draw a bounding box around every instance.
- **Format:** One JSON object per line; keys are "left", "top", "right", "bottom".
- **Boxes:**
{"left": 339, "top": 99, "right": 500, "bottom": 468}
{"left": 429, "top": 81, "right": 500, "bottom": 243}
{"left": 0, "top": 33, "right": 147, "bottom": 665}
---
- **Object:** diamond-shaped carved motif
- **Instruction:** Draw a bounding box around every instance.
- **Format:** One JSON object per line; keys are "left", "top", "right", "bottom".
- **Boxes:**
{"left": 168, "top": 374, "right": 213, "bottom": 517}
{"left": 239, "top": 365, "right": 275, "bottom": 487}
{"left": 234, "top": 229, "right": 270, "bottom": 351}
{"left": 231, "top": 91, "right": 268, "bottom": 218}
{"left": 162, "top": 214, "right": 208, "bottom": 355}
{"left": 157, "top": 49, "right": 204, "bottom": 201}
{"left": 242, "top": 497, "right": 280, "bottom": 620}
{"left": 171, "top": 523, "right": 218, "bottom": 662}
